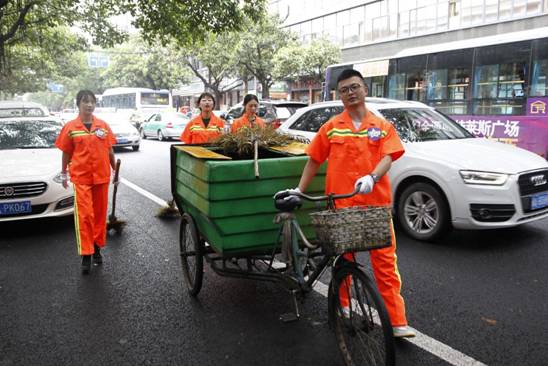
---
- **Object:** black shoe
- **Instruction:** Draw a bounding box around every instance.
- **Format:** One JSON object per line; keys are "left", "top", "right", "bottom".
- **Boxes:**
{"left": 82, "top": 255, "right": 91, "bottom": 274}
{"left": 93, "top": 245, "right": 103, "bottom": 265}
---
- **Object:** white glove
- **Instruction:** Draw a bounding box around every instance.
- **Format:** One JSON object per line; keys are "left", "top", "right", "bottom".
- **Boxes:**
{"left": 60, "top": 172, "right": 69, "bottom": 189}
{"left": 355, "top": 175, "right": 375, "bottom": 194}
{"left": 274, "top": 187, "right": 301, "bottom": 200}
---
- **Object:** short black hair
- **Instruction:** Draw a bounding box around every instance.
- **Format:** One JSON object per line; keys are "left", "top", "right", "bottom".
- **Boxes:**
{"left": 243, "top": 94, "right": 259, "bottom": 107}
{"left": 336, "top": 69, "right": 365, "bottom": 85}
{"left": 197, "top": 92, "right": 216, "bottom": 108}
{"left": 76, "top": 90, "right": 96, "bottom": 107}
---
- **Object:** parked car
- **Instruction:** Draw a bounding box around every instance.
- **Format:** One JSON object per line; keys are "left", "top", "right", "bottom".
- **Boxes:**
{"left": 140, "top": 111, "right": 190, "bottom": 141}
{"left": 95, "top": 112, "right": 141, "bottom": 151}
{"left": 0, "top": 101, "right": 49, "bottom": 118}
{"left": 278, "top": 98, "right": 548, "bottom": 241}
{"left": 0, "top": 117, "right": 74, "bottom": 222}
{"left": 224, "top": 100, "right": 307, "bottom": 128}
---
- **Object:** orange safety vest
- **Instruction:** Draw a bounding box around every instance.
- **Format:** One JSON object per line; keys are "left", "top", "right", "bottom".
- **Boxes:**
{"left": 231, "top": 114, "right": 265, "bottom": 133}
{"left": 55, "top": 115, "right": 116, "bottom": 185}
{"left": 180, "top": 114, "right": 224, "bottom": 144}
{"left": 306, "top": 109, "right": 404, "bottom": 208}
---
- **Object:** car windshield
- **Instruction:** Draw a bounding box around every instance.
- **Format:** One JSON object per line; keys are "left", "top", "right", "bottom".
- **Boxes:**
{"left": 0, "top": 120, "right": 62, "bottom": 149}
{"left": 379, "top": 108, "right": 474, "bottom": 142}
{"left": 0, "top": 107, "right": 46, "bottom": 118}
{"left": 274, "top": 107, "right": 292, "bottom": 119}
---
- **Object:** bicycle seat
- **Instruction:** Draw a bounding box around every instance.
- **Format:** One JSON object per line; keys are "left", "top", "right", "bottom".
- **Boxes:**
{"left": 274, "top": 195, "right": 302, "bottom": 212}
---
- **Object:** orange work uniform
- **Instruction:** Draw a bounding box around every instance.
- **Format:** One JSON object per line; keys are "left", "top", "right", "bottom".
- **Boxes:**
{"left": 180, "top": 114, "right": 224, "bottom": 144}
{"left": 55, "top": 115, "right": 116, "bottom": 256}
{"left": 306, "top": 109, "right": 408, "bottom": 327}
{"left": 231, "top": 115, "right": 265, "bottom": 133}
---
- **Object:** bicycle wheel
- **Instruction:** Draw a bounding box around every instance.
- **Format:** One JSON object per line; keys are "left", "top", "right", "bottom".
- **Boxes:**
{"left": 329, "top": 265, "right": 395, "bottom": 366}
{"left": 179, "top": 213, "right": 204, "bottom": 296}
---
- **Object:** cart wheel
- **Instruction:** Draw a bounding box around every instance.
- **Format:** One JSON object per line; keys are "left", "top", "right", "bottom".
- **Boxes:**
{"left": 179, "top": 213, "right": 204, "bottom": 296}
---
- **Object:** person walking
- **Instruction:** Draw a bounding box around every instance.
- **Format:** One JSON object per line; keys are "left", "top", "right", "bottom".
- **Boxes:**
{"left": 277, "top": 69, "right": 415, "bottom": 338}
{"left": 55, "top": 90, "right": 117, "bottom": 274}
{"left": 180, "top": 92, "right": 224, "bottom": 144}
{"left": 231, "top": 94, "right": 265, "bottom": 133}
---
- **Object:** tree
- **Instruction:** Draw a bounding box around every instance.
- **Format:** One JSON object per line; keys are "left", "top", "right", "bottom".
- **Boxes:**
{"left": 102, "top": 36, "right": 191, "bottom": 91}
{"left": 272, "top": 42, "right": 306, "bottom": 83}
{"left": 301, "top": 37, "right": 341, "bottom": 84}
{"left": 174, "top": 32, "right": 240, "bottom": 104}
{"left": 235, "top": 16, "right": 294, "bottom": 99}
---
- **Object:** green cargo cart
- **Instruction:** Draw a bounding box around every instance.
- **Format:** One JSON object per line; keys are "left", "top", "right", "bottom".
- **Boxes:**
{"left": 169, "top": 144, "right": 397, "bottom": 364}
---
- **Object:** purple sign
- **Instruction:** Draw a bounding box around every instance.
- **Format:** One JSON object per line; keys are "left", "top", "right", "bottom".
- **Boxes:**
{"left": 451, "top": 114, "right": 548, "bottom": 158}
{"left": 526, "top": 97, "right": 548, "bottom": 116}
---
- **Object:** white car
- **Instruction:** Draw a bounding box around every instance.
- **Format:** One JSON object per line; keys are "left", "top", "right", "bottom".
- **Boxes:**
{"left": 0, "top": 117, "right": 74, "bottom": 222}
{"left": 95, "top": 112, "right": 141, "bottom": 151}
{"left": 278, "top": 99, "right": 548, "bottom": 241}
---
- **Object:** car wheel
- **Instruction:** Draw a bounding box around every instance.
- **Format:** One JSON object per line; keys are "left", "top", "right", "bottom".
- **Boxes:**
{"left": 140, "top": 128, "right": 147, "bottom": 139}
{"left": 158, "top": 130, "right": 165, "bottom": 141}
{"left": 132, "top": 145, "right": 140, "bottom": 151}
{"left": 396, "top": 182, "right": 450, "bottom": 241}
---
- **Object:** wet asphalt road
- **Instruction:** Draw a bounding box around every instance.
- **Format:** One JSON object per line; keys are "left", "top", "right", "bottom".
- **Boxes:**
{"left": 1, "top": 138, "right": 547, "bottom": 366}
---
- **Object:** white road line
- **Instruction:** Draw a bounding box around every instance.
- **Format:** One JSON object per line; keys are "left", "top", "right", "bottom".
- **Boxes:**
{"left": 312, "top": 281, "right": 487, "bottom": 366}
{"left": 119, "top": 178, "right": 170, "bottom": 207}
{"left": 124, "top": 178, "right": 487, "bottom": 366}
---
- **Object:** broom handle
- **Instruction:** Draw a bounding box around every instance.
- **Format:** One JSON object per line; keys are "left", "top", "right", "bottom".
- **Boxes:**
{"left": 110, "top": 159, "right": 121, "bottom": 217}
{"left": 254, "top": 139, "right": 259, "bottom": 178}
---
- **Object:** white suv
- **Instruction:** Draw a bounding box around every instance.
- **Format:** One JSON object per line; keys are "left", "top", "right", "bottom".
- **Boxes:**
{"left": 278, "top": 98, "right": 548, "bottom": 241}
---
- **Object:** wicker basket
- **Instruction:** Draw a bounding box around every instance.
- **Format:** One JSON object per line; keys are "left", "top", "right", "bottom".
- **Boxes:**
{"left": 309, "top": 206, "right": 393, "bottom": 254}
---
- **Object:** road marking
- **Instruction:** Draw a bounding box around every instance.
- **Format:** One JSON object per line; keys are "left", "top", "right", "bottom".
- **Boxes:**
{"left": 312, "top": 281, "right": 487, "bottom": 366}
{"left": 123, "top": 178, "right": 487, "bottom": 366}
{"left": 120, "top": 178, "right": 170, "bottom": 207}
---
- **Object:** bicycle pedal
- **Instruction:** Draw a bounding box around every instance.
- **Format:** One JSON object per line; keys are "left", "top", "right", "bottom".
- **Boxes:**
{"left": 280, "top": 312, "right": 299, "bottom": 323}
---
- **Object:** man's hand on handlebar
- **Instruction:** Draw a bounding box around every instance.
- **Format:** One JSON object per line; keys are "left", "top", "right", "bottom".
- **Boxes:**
{"left": 273, "top": 187, "right": 301, "bottom": 200}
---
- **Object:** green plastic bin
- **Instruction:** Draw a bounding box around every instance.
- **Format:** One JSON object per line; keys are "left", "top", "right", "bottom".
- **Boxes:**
{"left": 170, "top": 145, "right": 326, "bottom": 255}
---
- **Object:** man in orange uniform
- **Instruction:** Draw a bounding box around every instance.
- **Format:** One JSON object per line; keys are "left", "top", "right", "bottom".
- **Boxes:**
{"left": 287, "top": 69, "right": 415, "bottom": 338}
{"left": 180, "top": 92, "right": 224, "bottom": 144}
{"left": 56, "top": 90, "right": 117, "bottom": 274}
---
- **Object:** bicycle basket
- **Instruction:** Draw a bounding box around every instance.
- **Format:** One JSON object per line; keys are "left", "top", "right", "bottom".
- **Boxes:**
{"left": 309, "top": 206, "right": 392, "bottom": 254}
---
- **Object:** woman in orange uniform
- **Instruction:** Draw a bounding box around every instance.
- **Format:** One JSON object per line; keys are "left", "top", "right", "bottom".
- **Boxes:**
{"left": 55, "top": 90, "right": 117, "bottom": 274}
{"left": 180, "top": 92, "right": 224, "bottom": 144}
{"left": 231, "top": 94, "right": 265, "bottom": 133}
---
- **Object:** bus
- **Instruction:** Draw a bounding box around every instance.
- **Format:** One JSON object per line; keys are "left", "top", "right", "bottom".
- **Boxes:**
{"left": 100, "top": 87, "right": 173, "bottom": 113}
{"left": 323, "top": 28, "right": 548, "bottom": 159}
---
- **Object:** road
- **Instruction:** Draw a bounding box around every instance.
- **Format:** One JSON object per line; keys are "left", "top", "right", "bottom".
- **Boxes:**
{"left": 1, "top": 139, "right": 547, "bottom": 366}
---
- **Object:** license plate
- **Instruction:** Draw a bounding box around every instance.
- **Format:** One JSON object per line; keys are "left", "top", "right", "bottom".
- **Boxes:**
{"left": 531, "top": 192, "right": 548, "bottom": 210}
{"left": 0, "top": 201, "right": 32, "bottom": 216}
{"left": 117, "top": 138, "right": 128, "bottom": 144}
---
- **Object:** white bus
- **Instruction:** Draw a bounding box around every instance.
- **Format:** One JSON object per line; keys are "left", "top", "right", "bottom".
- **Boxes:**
{"left": 100, "top": 87, "right": 173, "bottom": 112}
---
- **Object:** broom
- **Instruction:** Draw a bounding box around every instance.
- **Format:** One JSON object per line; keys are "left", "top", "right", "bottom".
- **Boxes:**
{"left": 107, "top": 159, "right": 126, "bottom": 233}
{"left": 156, "top": 198, "right": 180, "bottom": 218}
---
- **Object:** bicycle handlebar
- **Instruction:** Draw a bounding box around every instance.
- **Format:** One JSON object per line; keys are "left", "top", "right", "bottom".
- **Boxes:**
{"left": 293, "top": 184, "right": 361, "bottom": 202}
{"left": 273, "top": 184, "right": 362, "bottom": 212}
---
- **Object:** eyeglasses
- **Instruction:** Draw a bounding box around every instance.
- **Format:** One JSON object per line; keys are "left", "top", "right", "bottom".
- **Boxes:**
{"left": 338, "top": 83, "right": 362, "bottom": 95}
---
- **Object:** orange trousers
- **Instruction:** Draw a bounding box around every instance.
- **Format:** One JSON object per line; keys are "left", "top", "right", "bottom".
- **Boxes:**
{"left": 73, "top": 183, "right": 109, "bottom": 255}
{"left": 339, "top": 222, "right": 408, "bottom": 327}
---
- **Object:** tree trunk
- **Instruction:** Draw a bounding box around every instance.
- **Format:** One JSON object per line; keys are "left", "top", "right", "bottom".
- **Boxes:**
{"left": 261, "top": 81, "right": 269, "bottom": 99}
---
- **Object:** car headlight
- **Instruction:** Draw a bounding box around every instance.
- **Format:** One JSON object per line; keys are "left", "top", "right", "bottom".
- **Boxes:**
{"left": 53, "top": 171, "right": 69, "bottom": 184}
{"left": 459, "top": 170, "right": 508, "bottom": 185}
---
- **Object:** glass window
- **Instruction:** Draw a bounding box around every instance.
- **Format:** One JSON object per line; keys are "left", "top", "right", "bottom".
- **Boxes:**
{"left": 379, "top": 108, "right": 473, "bottom": 142}
{"left": 437, "top": 3, "right": 448, "bottom": 30}
{"left": 388, "top": 73, "right": 406, "bottom": 100}
{"left": 473, "top": 42, "right": 529, "bottom": 115}
{"left": 499, "top": 0, "right": 513, "bottom": 19}
{"left": 398, "top": 10, "right": 410, "bottom": 37}
{"left": 416, "top": 4, "right": 437, "bottom": 34}
{"left": 289, "top": 107, "right": 343, "bottom": 132}
{"left": 513, "top": 0, "right": 527, "bottom": 17}
{"left": 526, "top": 0, "right": 542, "bottom": 14}
{"left": 531, "top": 39, "right": 548, "bottom": 96}
{"left": 372, "top": 15, "right": 389, "bottom": 40}
{"left": 484, "top": 0, "right": 499, "bottom": 22}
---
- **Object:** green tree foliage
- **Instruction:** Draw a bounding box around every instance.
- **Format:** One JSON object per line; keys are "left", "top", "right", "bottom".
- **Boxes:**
{"left": 128, "top": 0, "right": 266, "bottom": 47}
{"left": 174, "top": 32, "right": 240, "bottom": 104}
{"left": 273, "top": 37, "right": 341, "bottom": 85}
{"left": 102, "top": 36, "right": 191, "bottom": 91}
{"left": 235, "top": 16, "right": 294, "bottom": 99}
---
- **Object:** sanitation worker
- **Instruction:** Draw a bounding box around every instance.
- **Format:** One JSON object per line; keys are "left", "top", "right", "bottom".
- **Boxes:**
{"left": 180, "top": 92, "right": 224, "bottom": 144}
{"left": 55, "top": 90, "right": 117, "bottom": 275}
{"left": 231, "top": 94, "right": 265, "bottom": 133}
{"left": 276, "top": 69, "right": 415, "bottom": 338}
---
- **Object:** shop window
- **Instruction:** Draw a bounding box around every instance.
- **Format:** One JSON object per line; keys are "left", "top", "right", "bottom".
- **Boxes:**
{"left": 531, "top": 39, "right": 548, "bottom": 96}
{"left": 388, "top": 73, "right": 406, "bottom": 100}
